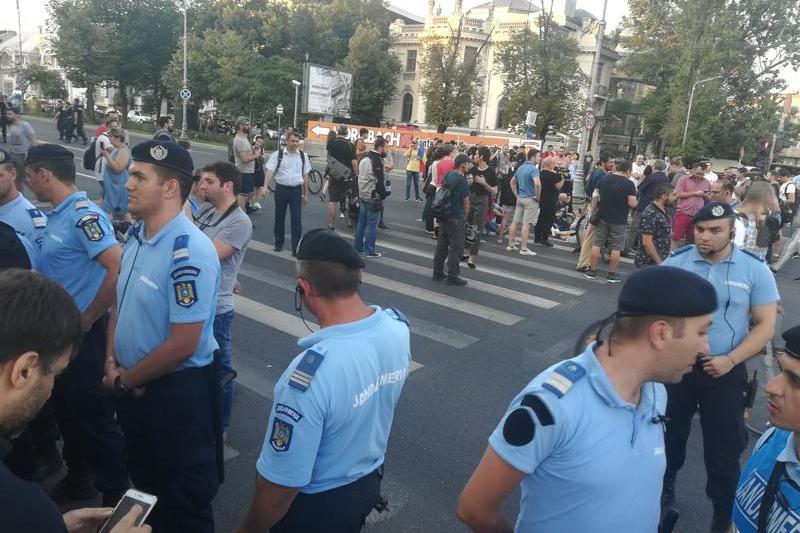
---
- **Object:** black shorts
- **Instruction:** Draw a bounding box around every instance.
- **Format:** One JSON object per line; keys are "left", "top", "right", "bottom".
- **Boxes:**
{"left": 254, "top": 166, "right": 265, "bottom": 188}
{"left": 240, "top": 172, "right": 255, "bottom": 195}
{"left": 328, "top": 178, "right": 347, "bottom": 203}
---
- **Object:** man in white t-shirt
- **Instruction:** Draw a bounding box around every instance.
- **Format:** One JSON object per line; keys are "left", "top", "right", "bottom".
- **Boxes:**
{"left": 94, "top": 119, "right": 119, "bottom": 181}
{"left": 631, "top": 154, "right": 647, "bottom": 175}
{"left": 703, "top": 161, "right": 718, "bottom": 183}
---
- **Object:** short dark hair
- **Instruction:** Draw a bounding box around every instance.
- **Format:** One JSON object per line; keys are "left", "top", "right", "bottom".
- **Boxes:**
{"left": 611, "top": 315, "right": 685, "bottom": 342}
{"left": 615, "top": 160, "right": 632, "bottom": 173}
{"left": 476, "top": 146, "right": 491, "bottom": 162}
{"left": 152, "top": 165, "right": 193, "bottom": 204}
{"left": 527, "top": 149, "right": 540, "bottom": 160}
{"left": 654, "top": 182, "right": 674, "bottom": 199}
{"left": 297, "top": 260, "right": 360, "bottom": 298}
{"left": 27, "top": 158, "right": 76, "bottom": 184}
{"left": 374, "top": 136, "right": 387, "bottom": 149}
{"left": 598, "top": 151, "right": 613, "bottom": 163}
{"left": 287, "top": 131, "right": 301, "bottom": 141}
{"left": 716, "top": 178, "right": 734, "bottom": 195}
{"left": 201, "top": 161, "right": 241, "bottom": 195}
{"left": 158, "top": 116, "right": 172, "bottom": 127}
{"left": 359, "top": 128, "right": 368, "bottom": 136}
{"left": 0, "top": 269, "right": 82, "bottom": 373}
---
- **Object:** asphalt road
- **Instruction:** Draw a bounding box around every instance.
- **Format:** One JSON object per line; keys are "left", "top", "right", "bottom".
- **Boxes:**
{"left": 9, "top": 115, "right": 800, "bottom": 533}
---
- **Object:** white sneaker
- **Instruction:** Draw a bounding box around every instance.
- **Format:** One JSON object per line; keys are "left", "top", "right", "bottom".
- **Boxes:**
{"left": 519, "top": 248, "right": 537, "bottom": 256}
{"left": 506, "top": 245, "right": 518, "bottom": 251}
{"left": 253, "top": 202, "right": 262, "bottom": 210}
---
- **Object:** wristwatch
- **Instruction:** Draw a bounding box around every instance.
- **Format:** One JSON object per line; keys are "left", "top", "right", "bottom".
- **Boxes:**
{"left": 114, "top": 374, "right": 131, "bottom": 396}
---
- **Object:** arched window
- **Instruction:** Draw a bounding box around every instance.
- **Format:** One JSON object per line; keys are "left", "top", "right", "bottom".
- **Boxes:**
{"left": 401, "top": 93, "right": 413, "bottom": 123}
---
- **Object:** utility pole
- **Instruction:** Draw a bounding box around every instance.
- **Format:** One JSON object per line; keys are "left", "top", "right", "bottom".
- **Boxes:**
{"left": 179, "top": 5, "right": 189, "bottom": 141}
{"left": 292, "top": 80, "right": 301, "bottom": 129}
{"left": 15, "top": 0, "right": 24, "bottom": 107}
{"left": 681, "top": 76, "right": 722, "bottom": 148}
{"left": 572, "top": 0, "right": 607, "bottom": 205}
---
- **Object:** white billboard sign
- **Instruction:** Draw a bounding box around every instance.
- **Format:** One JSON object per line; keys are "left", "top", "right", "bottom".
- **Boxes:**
{"left": 302, "top": 63, "right": 353, "bottom": 118}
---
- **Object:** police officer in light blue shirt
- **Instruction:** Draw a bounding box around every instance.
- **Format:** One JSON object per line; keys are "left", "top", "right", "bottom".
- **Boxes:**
{"left": 733, "top": 326, "right": 800, "bottom": 533}
{"left": 236, "top": 229, "right": 411, "bottom": 533}
{"left": 0, "top": 148, "right": 46, "bottom": 248}
{"left": 661, "top": 202, "right": 780, "bottom": 532}
{"left": 24, "top": 143, "right": 128, "bottom": 505}
{"left": 457, "top": 266, "right": 718, "bottom": 533}
{"left": 104, "top": 140, "right": 221, "bottom": 533}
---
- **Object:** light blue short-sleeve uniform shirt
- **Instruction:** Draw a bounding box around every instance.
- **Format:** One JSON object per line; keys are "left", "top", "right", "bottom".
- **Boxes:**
{"left": 488, "top": 345, "right": 667, "bottom": 533}
{"left": 663, "top": 245, "right": 779, "bottom": 356}
{"left": 40, "top": 191, "right": 117, "bottom": 313}
{"left": 0, "top": 192, "right": 47, "bottom": 248}
{"left": 257, "top": 306, "right": 411, "bottom": 493}
{"left": 114, "top": 213, "right": 220, "bottom": 370}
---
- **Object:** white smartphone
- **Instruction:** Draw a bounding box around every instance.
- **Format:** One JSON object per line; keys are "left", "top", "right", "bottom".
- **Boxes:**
{"left": 98, "top": 489, "right": 158, "bottom": 533}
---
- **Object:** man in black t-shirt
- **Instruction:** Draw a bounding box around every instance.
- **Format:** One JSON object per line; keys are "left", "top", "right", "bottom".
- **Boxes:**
{"left": 534, "top": 156, "right": 564, "bottom": 246}
{"left": 586, "top": 160, "right": 637, "bottom": 282}
{"left": 0, "top": 270, "right": 148, "bottom": 533}
{"left": 326, "top": 124, "right": 358, "bottom": 229}
{"left": 464, "top": 146, "right": 497, "bottom": 266}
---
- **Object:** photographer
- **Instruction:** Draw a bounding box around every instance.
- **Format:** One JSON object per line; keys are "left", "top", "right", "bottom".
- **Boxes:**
{"left": 354, "top": 136, "right": 388, "bottom": 258}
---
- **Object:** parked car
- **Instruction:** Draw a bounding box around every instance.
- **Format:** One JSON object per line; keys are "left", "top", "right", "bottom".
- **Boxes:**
{"left": 127, "top": 109, "right": 155, "bottom": 123}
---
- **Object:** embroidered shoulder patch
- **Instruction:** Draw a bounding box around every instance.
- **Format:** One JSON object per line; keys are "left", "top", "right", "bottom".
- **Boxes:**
{"left": 542, "top": 361, "right": 586, "bottom": 398}
{"left": 172, "top": 234, "right": 190, "bottom": 263}
{"left": 171, "top": 266, "right": 200, "bottom": 280}
{"left": 269, "top": 418, "right": 293, "bottom": 452}
{"left": 27, "top": 208, "right": 46, "bottom": 228}
{"left": 275, "top": 403, "right": 303, "bottom": 422}
{"left": 173, "top": 280, "right": 197, "bottom": 307}
{"left": 289, "top": 349, "right": 325, "bottom": 392}
{"left": 76, "top": 213, "right": 105, "bottom": 242}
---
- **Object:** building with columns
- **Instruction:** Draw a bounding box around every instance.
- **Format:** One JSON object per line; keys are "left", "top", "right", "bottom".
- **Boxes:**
{"left": 384, "top": 0, "right": 619, "bottom": 152}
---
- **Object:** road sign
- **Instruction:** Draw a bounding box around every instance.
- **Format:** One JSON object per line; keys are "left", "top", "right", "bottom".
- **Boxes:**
{"left": 276, "top": 105, "right": 284, "bottom": 115}
{"left": 179, "top": 87, "right": 191, "bottom": 101}
{"left": 584, "top": 110, "right": 595, "bottom": 131}
{"left": 311, "top": 124, "right": 330, "bottom": 137}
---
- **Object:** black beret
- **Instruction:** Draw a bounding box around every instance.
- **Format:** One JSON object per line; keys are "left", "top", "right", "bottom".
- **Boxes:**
{"left": 130, "top": 140, "right": 194, "bottom": 179}
{"left": 783, "top": 326, "right": 800, "bottom": 359}
{"left": 24, "top": 143, "right": 74, "bottom": 166}
{"left": 692, "top": 201, "right": 735, "bottom": 224}
{"left": 618, "top": 266, "right": 717, "bottom": 318}
{"left": 0, "top": 148, "right": 11, "bottom": 164}
{"left": 296, "top": 229, "right": 365, "bottom": 269}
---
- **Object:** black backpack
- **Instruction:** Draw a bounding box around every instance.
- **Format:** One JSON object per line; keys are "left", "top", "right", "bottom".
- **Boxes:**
{"left": 274, "top": 148, "right": 306, "bottom": 176}
{"left": 431, "top": 174, "right": 465, "bottom": 221}
{"left": 227, "top": 137, "right": 235, "bottom": 164}
{"left": 83, "top": 138, "right": 98, "bottom": 170}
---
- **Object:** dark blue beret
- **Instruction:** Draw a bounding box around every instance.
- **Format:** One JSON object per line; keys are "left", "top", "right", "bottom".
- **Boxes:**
{"left": 0, "top": 148, "right": 11, "bottom": 164}
{"left": 692, "top": 201, "right": 734, "bottom": 224}
{"left": 783, "top": 326, "right": 800, "bottom": 359}
{"left": 618, "top": 266, "right": 718, "bottom": 317}
{"left": 24, "top": 143, "right": 74, "bottom": 165}
{"left": 296, "top": 229, "right": 365, "bottom": 269}
{"left": 131, "top": 140, "right": 194, "bottom": 179}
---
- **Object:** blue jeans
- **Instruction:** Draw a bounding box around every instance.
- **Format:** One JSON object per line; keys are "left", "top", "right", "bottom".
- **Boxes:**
{"left": 405, "top": 171, "right": 420, "bottom": 200}
{"left": 213, "top": 310, "right": 235, "bottom": 431}
{"left": 274, "top": 184, "right": 302, "bottom": 253}
{"left": 354, "top": 199, "right": 380, "bottom": 254}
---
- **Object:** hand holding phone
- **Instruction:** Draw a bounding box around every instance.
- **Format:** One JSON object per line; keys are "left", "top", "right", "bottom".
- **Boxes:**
{"left": 99, "top": 489, "right": 157, "bottom": 533}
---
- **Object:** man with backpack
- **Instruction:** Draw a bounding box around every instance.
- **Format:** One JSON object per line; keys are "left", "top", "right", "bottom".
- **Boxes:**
{"left": 326, "top": 124, "right": 357, "bottom": 230}
{"left": 264, "top": 131, "right": 309, "bottom": 255}
{"left": 432, "top": 154, "right": 471, "bottom": 286}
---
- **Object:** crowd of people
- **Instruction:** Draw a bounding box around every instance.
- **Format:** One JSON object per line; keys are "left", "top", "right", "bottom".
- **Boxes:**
{"left": 0, "top": 105, "right": 799, "bottom": 533}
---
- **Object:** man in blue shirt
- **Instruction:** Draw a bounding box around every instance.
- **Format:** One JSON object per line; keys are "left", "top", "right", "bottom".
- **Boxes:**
{"left": 733, "top": 326, "right": 800, "bottom": 533}
{"left": 662, "top": 202, "right": 780, "bottom": 532}
{"left": 457, "top": 266, "right": 717, "bottom": 533}
{"left": 506, "top": 149, "right": 540, "bottom": 256}
{"left": 433, "top": 154, "right": 472, "bottom": 285}
{"left": 104, "top": 140, "right": 221, "bottom": 533}
{"left": 0, "top": 148, "right": 46, "bottom": 248}
{"left": 24, "top": 143, "right": 128, "bottom": 506}
{"left": 236, "top": 229, "right": 411, "bottom": 533}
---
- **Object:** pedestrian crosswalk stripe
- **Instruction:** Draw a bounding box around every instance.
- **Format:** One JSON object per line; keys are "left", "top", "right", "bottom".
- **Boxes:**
{"left": 237, "top": 263, "right": 480, "bottom": 349}
{"left": 248, "top": 239, "right": 523, "bottom": 325}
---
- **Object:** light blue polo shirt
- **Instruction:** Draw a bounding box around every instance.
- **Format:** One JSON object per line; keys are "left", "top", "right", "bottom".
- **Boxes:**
{"left": 663, "top": 245, "right": 779, "bottom": 356}
{"left": 0, "top": 192, "right": 47, "bottom": 248}
{"left": 40, "top": 191, "right": 117, "bottom": 313}
{"left": 514, "top": 162, "right": 539, "bottom": 199}
{"left": 114, "top": 212, "right": 220, "bottom": 370}
{"left": 257, "top": 306, "right": 411, "bottom": 493}
{"left": 488, "top": 344, "right": 667, "bottom": 533}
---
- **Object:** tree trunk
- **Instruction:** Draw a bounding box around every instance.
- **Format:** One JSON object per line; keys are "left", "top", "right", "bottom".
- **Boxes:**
{"left": 118, "top": 81, "right": 129, "bottom": 127}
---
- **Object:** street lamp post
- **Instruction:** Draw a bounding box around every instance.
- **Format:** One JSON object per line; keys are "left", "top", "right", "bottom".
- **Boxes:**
{"left": 682, "top": 76, "right": 722, "bottom": 148}
{"left": 572, "top": 0, "right": 608, "bottom": 205}
{"left": 179, "top": 6, "right": 189, "bottom": 141}
{"left": 291, "top": 80, "right": 301, "bottom": 129}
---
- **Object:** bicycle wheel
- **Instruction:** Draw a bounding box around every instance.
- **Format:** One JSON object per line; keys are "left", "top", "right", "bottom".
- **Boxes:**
{"left": 307, "top": 169, "right": 323, "bottom": 195}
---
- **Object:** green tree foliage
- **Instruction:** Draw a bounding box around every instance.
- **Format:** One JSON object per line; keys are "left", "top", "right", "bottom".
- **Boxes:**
{"left": 621, "top": 0, "right": 800, "bottom": 161}
{"left": 495, "top": 12, "right": 586, "bottom": 138}
{"left": 342, "top": 23, "right": 402, "bottom": 124}
{"left": 419, "top": 20, "right": 489, "bottom": 133}
{"left": 21, "top": 65, "right": 67, "bottom": 100}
